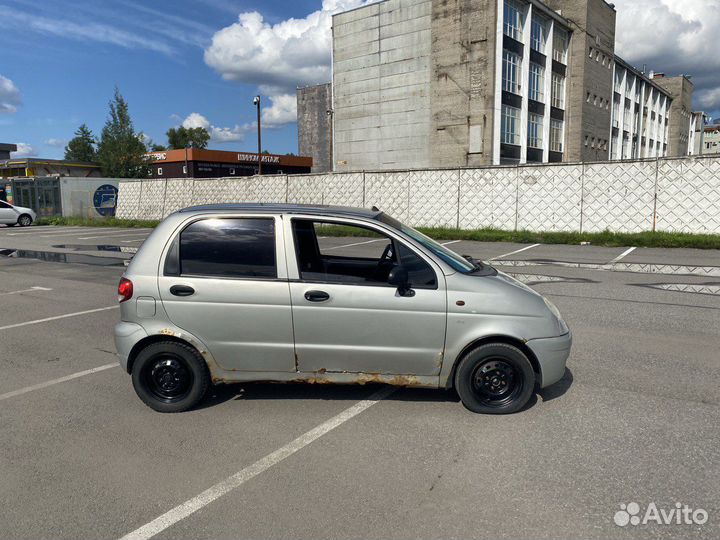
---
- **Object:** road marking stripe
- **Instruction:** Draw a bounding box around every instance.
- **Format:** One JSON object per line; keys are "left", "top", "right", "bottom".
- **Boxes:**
{"left": 325, "top": 238, "right": 383, "bottom": 250}
{"left": 0, "top": 305, "right": 118, "bottom": 331}
{"left": 5, "top": 228, "right": 91, "bottom": 236}
{"left": 119, "top": 386, "right": 396, "bottom": 540}
{"left": 609, "top": 246, "right": 636, "bottom": 264}
{"left": 491, "top": 243, "right": 540, "bottom": 260}
{"left": 0, "top": 363, "right": 117, "bottom": 402}
{"left": 441, "top": 240, "right": 461, "bottom": 245}
{"left": 0, "top": 286, "right": 52, "bottom": 296}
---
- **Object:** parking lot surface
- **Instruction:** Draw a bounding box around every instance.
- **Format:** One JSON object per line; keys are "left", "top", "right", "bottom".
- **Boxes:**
{"left": 1, "top": 225, "right": 718, "bottom": 540}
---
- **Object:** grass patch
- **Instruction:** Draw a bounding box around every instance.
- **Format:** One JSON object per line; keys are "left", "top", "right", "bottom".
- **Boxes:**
{"left": 35, "top": 216, "right": 161, "bottom": 229}
{"left": 33, "top": 217, "right": 720, "bottom": 249}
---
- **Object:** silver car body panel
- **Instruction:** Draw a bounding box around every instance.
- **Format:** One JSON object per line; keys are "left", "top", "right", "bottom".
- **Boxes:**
{"left": 116, "top": 205, "right": 571, "bottom": 389}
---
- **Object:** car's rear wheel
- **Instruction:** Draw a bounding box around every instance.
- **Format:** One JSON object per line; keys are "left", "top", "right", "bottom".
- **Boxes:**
{"left": 455, "top": 343, "right": 535, "bottom": 414}
{"left": 132, "top": 341, "right": 210, "bottom": 413}
{"left": 17, "top": 214, "right": 32, "bottom": 227}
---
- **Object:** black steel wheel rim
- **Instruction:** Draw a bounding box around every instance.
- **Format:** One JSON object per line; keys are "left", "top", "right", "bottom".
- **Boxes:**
{"left": 143, "top": 355, "right": 194, "bottom": 403}
{"left": 470, "top": 358, "right": 523, "bottom": 407}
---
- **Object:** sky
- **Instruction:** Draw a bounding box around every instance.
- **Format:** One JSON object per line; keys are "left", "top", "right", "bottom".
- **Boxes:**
{"left": 0, "top": 0, "right": 719, "bottom": 159}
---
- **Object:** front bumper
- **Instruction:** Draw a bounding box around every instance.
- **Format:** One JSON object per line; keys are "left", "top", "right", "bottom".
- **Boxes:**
{"left": 526, "top": 331, "right": 572, "bottom": 388}
{"left": 114, "top": 321, "right": 147, "bottom": 372}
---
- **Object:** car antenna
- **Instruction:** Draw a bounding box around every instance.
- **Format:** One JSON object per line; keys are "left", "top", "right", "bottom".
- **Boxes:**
{"left": 371, "top": 205, "right": 380, "bottom": 212}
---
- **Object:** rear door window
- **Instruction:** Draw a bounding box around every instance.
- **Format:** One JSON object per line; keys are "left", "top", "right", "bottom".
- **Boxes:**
{"left": 179, "top": 218, "right": 276, "bottom": 278}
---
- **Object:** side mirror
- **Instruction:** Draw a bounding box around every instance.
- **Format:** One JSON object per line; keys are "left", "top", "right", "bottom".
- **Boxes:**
{"left": 388, "top": 266, "right": 414, "bottom": 296}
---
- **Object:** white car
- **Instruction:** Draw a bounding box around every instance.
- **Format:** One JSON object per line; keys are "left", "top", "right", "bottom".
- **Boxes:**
{"left": 0, "top": 200, "right": 36, "bottom": 226}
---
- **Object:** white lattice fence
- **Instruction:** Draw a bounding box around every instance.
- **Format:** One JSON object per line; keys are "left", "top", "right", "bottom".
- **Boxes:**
{"left": 656, "top": 157, "right": 720, "bottom": 234}
{"left": 116, "top": 155, "right": 720, "bottom": 234}
{"left": 582, "top": 160, "right": 656, "bottom": 233}
{"left": 517, "top": 164, "right": 583, "bottom": 232}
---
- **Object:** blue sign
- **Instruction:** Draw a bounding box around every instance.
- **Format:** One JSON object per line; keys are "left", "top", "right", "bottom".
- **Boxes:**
{"left": 93, "top": 184, "right": 118, "bottom": 217}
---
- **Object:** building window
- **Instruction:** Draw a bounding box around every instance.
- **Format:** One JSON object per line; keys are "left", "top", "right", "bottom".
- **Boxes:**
{"left": 501, "top": 105, "right": 521, "bottom": 145}
{"left": 503, "top": 0, "right": 523, "bottom": 41}
{"left": 529, "top": 63, "right": 544, "bottom": 102}
{"left": 502, "top": 50, "right": 521, "bottom": 94}
{"left": 553, "top": 28, "right": 568, "bottom": 64}
{"left": 531, "top": 17, "right": 546, "bottom": 52}
{"left": 528, "top": 113, "right": 543, "bottom": 148}
{"left": 551, "top": 72, "right": 565, "bottom": 109}
{"left": 230, "top": 168, "right": 236, "bottom": 175}
{"left": 157, "top": 167, "right": 162, "bottom": 175}
{"left": 182, "top": 165, "right": 187, "bottom": 174}
{"left": 550, "top": 119, "right": 564, "bottom": 153}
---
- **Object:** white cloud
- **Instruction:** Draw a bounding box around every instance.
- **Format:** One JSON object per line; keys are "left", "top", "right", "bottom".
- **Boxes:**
{"left": 262, "top": 94, "right": 297, "bottom": 127}
{"left": 45, "top": 138, "right": 67, "bottom": 147}
{"left": 613, "top": 0, "right": 720, "bottom": 112}
{"left": 11, "top": 143, "right": 37, "bottom": 157}
{"left": 181, "top": 112, "right": 252, "bottom": 143}
{"left": 0, "top": 75, "right": 21, "bottom": 114}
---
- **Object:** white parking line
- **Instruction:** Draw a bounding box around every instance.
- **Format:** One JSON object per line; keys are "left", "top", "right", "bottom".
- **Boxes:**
{"left": 491, "top": 243, "right": 540, "bottom": 260}
{"left": 325, "top": 239, "right": 383, "bottom": 250}
{"left": 609, "top": 246, "right": 636, "bottom": 264}
{"left": 441, "top": 240, "right": 461, "bottom": 246}
{"left": 0, "top": 286, "right": 52, "bottom": 296}
{"left": 0, "top": 305, "right": 118, "bottom": 331}
{"left": 0, "top": 364, "right": 117, "bottom": 402}
{"left": 119, "top": 386, "right": 396, "bottom": 540}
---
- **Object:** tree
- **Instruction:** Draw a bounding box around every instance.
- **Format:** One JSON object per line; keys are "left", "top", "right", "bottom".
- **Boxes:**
{"left": 96, "top": 88, "right": 149, "bottom": 178}
{"left": 150, "top": 143, "right": 167, "bottom": 151}
{"left": 64, "top": 124, "right": 97, "bottom": 162}
{"left": 166, "top": 126, "right": 210, "bottom": 149}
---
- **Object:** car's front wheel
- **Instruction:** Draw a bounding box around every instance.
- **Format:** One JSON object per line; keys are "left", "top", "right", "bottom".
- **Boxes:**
{"left": 455, "top": 343, "right": 535, "bottom": 414}
{"left": 17, "top": 214, "right": 32, "bottom": 227}
{"left": 132, "top": 341, "right": 210, "bottom": 413}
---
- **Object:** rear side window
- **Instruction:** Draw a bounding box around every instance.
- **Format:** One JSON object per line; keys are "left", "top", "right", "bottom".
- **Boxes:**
{"left": 179, "top": 218, "right": 276, "bottom": 278}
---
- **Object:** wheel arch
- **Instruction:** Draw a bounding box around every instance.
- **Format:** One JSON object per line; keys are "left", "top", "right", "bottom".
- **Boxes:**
{"left": 126, "top": 334, "right": 204, "bottom": 374}
{"left": 444, "top": 335, "right": 541, "bottom": 390}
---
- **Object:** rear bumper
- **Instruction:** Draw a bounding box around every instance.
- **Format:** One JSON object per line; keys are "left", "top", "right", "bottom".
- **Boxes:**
{"left": 114, "top": 321, "right": 147, "bottom": 372}
{"left": 527, "top": 331, "right": 572, "bottom": 388}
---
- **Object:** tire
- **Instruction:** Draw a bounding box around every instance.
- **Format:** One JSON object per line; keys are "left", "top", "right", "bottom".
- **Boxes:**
{"left": 131, "top": 341, "right": 210, "bottom": 413}
{"left": 17, "top": 214, "right": 32, "bottom": 227}
{"left": 454, "top": 343, "right": 535, "bottom": 414}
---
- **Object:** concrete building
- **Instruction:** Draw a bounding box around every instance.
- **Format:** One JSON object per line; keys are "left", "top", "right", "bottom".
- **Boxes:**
{"left": 0, "top": 143, "right": 17, "bottom": 160}
{"left": 0, "top": 158, "right": 101, "bottom": 178}
{"left": 145, "top": 148, "right": 312, "bottom": 178}
{"left": 299, "top": 0, "right": 699, "bottom": 171}
{"left": 694, "top": 123, "right": 720, "bottom": 155}
{"left": 297, "top": 83, "right": 333, "bottom": 172}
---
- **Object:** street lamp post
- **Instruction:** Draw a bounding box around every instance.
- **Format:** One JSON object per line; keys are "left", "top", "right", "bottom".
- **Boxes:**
{"left": 253, "top": 95, "right": 262, "bottom": 175}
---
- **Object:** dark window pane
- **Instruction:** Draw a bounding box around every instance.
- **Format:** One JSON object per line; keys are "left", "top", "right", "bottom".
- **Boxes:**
{"left": 180, "top": 218, "right": 276, "bottom": 278}
{"left": 397, "top": 243, "right": 436, "bottom": 288}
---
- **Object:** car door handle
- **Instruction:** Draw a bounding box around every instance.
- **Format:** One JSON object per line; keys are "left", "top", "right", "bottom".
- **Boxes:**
{"left": 170, "top": 285, "right": 195, "bottom": 297}
{"left": 304, "top": 290, "right": 330, "bottom": 302}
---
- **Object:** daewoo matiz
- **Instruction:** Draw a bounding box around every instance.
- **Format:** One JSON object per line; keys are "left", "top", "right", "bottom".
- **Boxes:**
{"left": 114, "top": 204, "right": 571, "bottom": 414}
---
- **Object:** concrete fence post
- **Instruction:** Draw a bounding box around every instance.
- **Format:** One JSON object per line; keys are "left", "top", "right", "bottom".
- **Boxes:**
{"left": 579, "top": 163, "right": 586, "bottom": 234}
{"left": 456, "top": 168, "right": 461, "bottom": 229}
{"left": 362, "top": 171, "right": 366, "bottom": 207}
{"left": 514, "top": 165, "right": 520, "bottom": 232}
{"left": 652, "top": 157, "right": 659, "bottom": 232}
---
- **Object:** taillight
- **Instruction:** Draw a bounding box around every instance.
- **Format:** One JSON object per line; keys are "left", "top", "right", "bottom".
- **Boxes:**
{"left": 118, "top": 277, "right": 133, "bottom": 303}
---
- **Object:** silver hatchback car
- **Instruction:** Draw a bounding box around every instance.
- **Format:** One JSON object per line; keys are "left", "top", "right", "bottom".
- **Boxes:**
{"left": 114, "top": 204, "right": 571, "bottom": 414}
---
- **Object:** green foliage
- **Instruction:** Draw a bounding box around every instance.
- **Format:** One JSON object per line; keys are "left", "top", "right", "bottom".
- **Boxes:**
{"left": 64, "top": 124, "right": 97, "bottom": 162}
{"left": 35, "top": 216, "right": 161, "bottom": 228}
{"left": 150, "top": 143, "right": 167, "bottom": 151}
{"left": 96, "top": 88, "right": 149, "bottom": 178}
{"left": 166, "top": 126, "right": 210, "bottom": 149}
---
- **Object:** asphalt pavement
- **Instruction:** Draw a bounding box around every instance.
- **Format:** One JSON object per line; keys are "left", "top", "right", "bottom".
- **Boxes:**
{"left": 0, "top": 225, "right": 718, "bottom": 540}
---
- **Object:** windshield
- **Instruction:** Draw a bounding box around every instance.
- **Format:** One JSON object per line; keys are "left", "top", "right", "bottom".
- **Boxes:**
{"left": 379, "top": 214, "right": 477, "bottom": 273}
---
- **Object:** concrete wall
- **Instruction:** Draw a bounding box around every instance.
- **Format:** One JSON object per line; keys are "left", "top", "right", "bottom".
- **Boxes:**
{"left": 116, "top": 155, "right": 720, "bottom": 234}
{"left": 548, "top": 0, "right": 616, "bottom": 162}
{"left": 297, "top": 83, "right": 333, "bottom": 173}
{"left": 653, "top": 75, "right": 694, "bottom": 156}
{"left": 332, "top": 0, "right": 433, "bottom": 171}
{"left": 430, "top": 0, "right": 496, "bottom": 167}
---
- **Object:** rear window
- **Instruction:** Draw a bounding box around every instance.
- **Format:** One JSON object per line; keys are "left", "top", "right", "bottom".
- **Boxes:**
{"left": 179, "top": 218, "right": 276, "bottom": 278}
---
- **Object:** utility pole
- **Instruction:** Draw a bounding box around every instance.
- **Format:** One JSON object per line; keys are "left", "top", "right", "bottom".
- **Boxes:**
{"left": 253, "top": 95, "right": 262, "bottom": 175}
